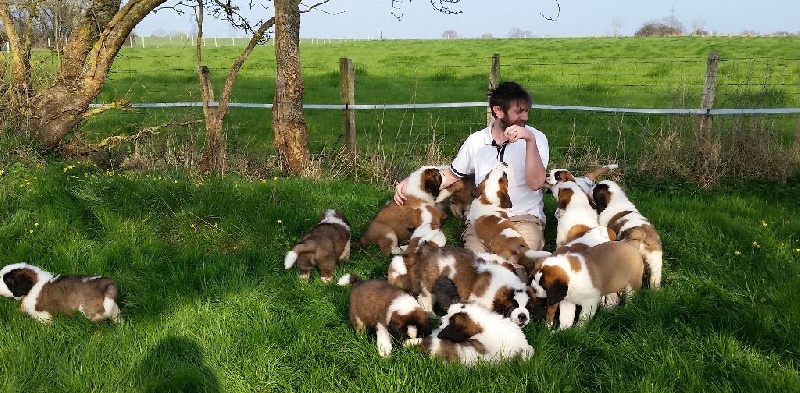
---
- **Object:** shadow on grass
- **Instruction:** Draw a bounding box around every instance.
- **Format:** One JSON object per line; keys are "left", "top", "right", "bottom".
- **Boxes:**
{"left": 136, "top": 335, "right": 220, "bottom": 393}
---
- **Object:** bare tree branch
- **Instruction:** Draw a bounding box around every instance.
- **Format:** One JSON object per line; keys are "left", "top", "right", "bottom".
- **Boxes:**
{"left": 540, "top": 0, "right": 561, "bottom": 22}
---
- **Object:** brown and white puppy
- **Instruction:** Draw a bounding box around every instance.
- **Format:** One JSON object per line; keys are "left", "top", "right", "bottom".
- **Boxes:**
{"left": 545, "top": 164, "right": 618, "bottom": 196}
{"left": 394, "top": 221, "right": 447, "bottom": 255}
{"left": 529, "top": 241, "right": 644, "bottom": 330}
{"left": 0, "top": 263, "right": 121, "bottom": 323}
{"left": 284, "top": 209, "right": 351, "bottom": 283}
{"left": 436, "top": 172, "right": 476, "bottom": 219}
{"left": 360, "top": 166, "right": 447, "bottom": 254}
{"left": 467, "top": 163, "right": 550, "bottom": 275}
{"left": 552, "top": 180, "right": 604, "bottom": 248}
{"left": 405, "top": 302, "right": 534, "bottom": 366}
{"left": 338, "top": 273, "right": 431, "bottom": 358}
{"left": 592, "top": 180, "right": 664, "bottom": 289}
{"left": 388, "top": 242, "right": 536, "bottom": 327}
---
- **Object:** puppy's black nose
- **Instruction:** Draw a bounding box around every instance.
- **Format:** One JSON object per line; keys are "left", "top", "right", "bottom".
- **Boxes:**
{"left": 518, "top": 313, "right": 528, "bottom": 325}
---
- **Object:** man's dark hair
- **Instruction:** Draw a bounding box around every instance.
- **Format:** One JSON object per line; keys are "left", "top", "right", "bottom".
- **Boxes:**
{"left": 488, "top": 81, "right": 533, "bottom": 117}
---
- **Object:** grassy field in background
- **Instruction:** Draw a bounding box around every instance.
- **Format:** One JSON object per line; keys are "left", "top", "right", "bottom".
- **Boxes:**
{"left": 78, "top": 36, "right": 800, "bottom": 174}
{"left": 0, "top": 161, "right": 798, "bottom": 392}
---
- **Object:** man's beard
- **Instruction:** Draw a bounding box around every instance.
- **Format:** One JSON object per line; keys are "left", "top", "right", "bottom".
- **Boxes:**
{"left": 497, "top": 116, "right": 523, "bottom": 129}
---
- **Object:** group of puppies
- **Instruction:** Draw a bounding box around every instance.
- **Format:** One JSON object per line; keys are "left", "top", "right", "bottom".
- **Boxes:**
{"left": 0, "top": 162, "right": 663, "bottom": 367}
{"left": 281, "top": 162, "right": 662, "bottom": 365}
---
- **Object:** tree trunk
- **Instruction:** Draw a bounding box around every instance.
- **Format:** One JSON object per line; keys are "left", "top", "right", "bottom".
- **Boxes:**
{"left": 272, "top": 0, "right": 310, "bottom": 175}
{"left": 1, "top": 0, "right": 167, "bottom": 150}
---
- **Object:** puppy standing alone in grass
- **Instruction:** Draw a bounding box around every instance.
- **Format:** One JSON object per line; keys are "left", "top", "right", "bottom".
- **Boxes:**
{"left": 0, "top": 262, "right": 121, "bottom": 323}
{"left": 284, "top": 209, "right": 351, "bottom": 283}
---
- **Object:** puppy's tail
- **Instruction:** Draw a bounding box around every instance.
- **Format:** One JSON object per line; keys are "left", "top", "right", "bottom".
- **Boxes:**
{"left": 101, "top": 281, "right": 122, "bottom": 323}
{"left": 284, "top": 241, "right": 315, "bottom": 269}
{"left": 337, "top": 273, "right": 362, "bottom": 286}
{"left": 584, "top": 163, "right": 619, "bottom": 181}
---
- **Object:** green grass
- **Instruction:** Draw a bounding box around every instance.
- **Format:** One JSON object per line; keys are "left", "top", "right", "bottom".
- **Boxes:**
{"left": 1, "top": 162, "right": 799, "bottom": 392}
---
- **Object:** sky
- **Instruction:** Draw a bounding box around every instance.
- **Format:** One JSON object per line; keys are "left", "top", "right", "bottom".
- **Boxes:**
{"left": 135, "top": 0, "right": 800, "bottom": 39}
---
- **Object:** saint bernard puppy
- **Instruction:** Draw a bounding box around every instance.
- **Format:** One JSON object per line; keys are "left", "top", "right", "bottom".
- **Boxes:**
{"left": 436, "top": 172, "right": 476, "bottom": 219}
{"left": 405, "top": 302, "right": 534, "bottom": 365}
{"left": 545, "top": 163, "right": 618, "bottom": 195}
{"left": 466, "top": 163, "right": 550, "bottom": 275}
{"left": 338, "top": 273, "right": 431, "bottom": 358}
{"left": 529, "top": 241, "right": 644, "bottom": 330}
{"left": 592, "top": 180, "right": 664, "bottom": 289}
{"left": 360, "top": 166, "right": 447, "bottom": 254}
{"left": 552, "top": 180, "right": 604, "bottom": 247}
{"left": 284, "top": 209, "right": 351, "bottom": 283}
{"left": 394, "top": 222, "right": 447, "bottom": 255}
{"left": 0, "top": 263, "right": 121, "bottom": 323}
{"left": 526, "top": 225, "right": 616, "bottom": 329}
{"left": 388, "top": 242, "right": 536, "bottom": 327}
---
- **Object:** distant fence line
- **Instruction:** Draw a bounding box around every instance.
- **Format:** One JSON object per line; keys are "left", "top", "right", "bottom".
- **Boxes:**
{"left": 87, "top": 101, "right": 800, "bottom": 115}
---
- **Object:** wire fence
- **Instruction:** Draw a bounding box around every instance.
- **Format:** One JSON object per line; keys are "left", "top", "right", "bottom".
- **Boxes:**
{"left": 76, "top": 44, "right": 800, "bottom": 177}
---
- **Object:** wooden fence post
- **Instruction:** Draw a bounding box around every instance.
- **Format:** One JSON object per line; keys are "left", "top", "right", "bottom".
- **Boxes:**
{"left": 340, "top": 57, "right": 356, "bottom": 154}
{"left": 487, "top": 54, "right": 500, "bottom": 126}
{"left": 699, "top": 52, "right": 719, "bottom": 142}
{"left": 698, "top": 52, "right": 720, "bottom": 187}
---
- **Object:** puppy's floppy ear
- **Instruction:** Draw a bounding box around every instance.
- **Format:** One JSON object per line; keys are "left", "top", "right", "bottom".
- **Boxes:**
{"left": 423, "top": 169, "right": 442, "bottom": 198}
{"left": 433, "top": 276, "right": 460, "bottom": 317}
{"left": 3, "top": 269, "right": 35, "bottom": 297}
{"left": 546, "top": 281, "right": 568, "bottom": 306}
{"left": 592, "top": 184, "right": 611, "bottom": 213}
{"left": 606, "top": 227, "right": 617, "bottom": 241}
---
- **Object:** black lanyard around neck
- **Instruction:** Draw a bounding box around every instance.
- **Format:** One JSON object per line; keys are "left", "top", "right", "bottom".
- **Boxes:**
{"left": 491, "top": 139, "right": 509, "bottom": 162}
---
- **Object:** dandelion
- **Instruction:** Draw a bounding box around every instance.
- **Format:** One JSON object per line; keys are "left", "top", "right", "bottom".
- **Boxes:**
{"left": 273, "top": 176, "right": 279, "bottom": 181}
{"left": 752, "top": 241, "right": 760, "bottom": 248}
{"left": 277, "top": 219, "right": 282, "bottom": 224}
{"left": 761, "top": 220, "right": 768, "bottom": 227}
{"left": 63, "top": 165, "right": 75, "bottom": 172}
{"left": 734, "top": 250, "right": 741, "bottom": 255}
{"left": 795, "top": 248, "right": 800, "bottom": 254}
{"left": 28, "top": 229, "right": 33, "bottom": 234}
{"left": 190, "top": 223, "right": 196, "bottom": 229}
{"left": 0, "top": 169, "right": 5, "bottom": 176}
{"left": 34, "top": 222, "right": 39, "bottom": 227}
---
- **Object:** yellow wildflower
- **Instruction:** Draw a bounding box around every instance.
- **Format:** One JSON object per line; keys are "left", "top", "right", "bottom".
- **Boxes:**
{"left": 277, "top": 219, "right": 282, "bottom": 224}
{"left": 734, "top": 250, "right": 741, "bottom": 255}
{"left": 761, "top": 220, "right": 768, "bottom": 227}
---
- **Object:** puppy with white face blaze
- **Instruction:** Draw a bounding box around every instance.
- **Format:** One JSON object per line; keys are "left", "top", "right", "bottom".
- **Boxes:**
{"left": 405, "top": 301, "right": 533, "bottom": 366}
{"left": 592, "top": 179, "right": 664, "bottom": 289}
{"left": 529, "top": 241, "right": 644, "bottom": 330}
{"left": 551, "top": 180, "right": 603, "bottom": 248}
{"left": 544, "top": 163, "right": 618, "bottom": 195}
{"left": 467, "top": 162, "right": 551, "bottom": 278}
{"left": 284, "top": 209, "right": 351, "bottom": 283}
{"left": 338, "top": 274, "right": 431, "bottom": 357}
{"left": 0, "top": 263, "right": 122, "bottom": 323}
{"left": 361, "top": 166, "right": 447, "bottom": 254}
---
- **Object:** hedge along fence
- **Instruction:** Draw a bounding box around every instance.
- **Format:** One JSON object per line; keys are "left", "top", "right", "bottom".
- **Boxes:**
{"left": 89, "top": 51, "right": 800, "bottom": 182}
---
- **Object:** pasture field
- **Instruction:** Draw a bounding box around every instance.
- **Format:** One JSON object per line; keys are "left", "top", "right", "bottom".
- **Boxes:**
{"left": 0, "top": 161, "right": 798, "bottom": 392}
{"left": 81, "top": 36, "right": 800, "bottom": 176}
{"left": 1, "top": 37, "right": 799, "bottom": 391}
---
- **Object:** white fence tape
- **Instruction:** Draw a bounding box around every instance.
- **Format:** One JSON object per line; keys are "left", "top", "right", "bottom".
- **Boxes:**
{"left": 87, "top": 102, "right": 800, "bottom": 115}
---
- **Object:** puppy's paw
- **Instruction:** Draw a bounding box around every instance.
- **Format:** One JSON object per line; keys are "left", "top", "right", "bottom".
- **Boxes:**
{"left": 403, "top": 338, "right": 423, "bottom": 347}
